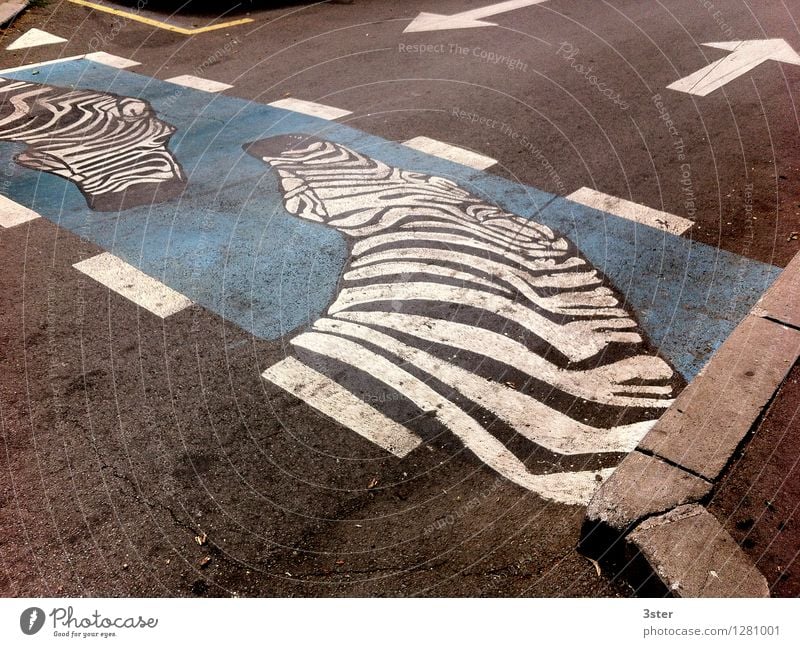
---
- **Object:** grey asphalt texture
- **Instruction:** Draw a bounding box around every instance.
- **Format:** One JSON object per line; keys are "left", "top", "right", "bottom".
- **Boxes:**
{"left": 1, "top": 0, "right": 798, "bottom": 597}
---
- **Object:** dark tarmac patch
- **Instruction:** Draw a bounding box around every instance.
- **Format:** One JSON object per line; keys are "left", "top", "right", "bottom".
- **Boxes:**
{"left": 1, "top": 0, "right": 797, "bottom": 598}
{"left": 0, "top": 218, "right": 628, "bottom": 597}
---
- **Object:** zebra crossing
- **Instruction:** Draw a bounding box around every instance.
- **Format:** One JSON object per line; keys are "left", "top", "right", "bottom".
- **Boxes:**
{"left": 268, "top": 98, "right": 353, "bottom": 121}
{"left": 565, "top": 187, "right": 694, "bottom": 235}
{"left": 165, "top": 74, "right": 233, "bottom": 93}
{"left": 247, "top": 134, "right": 679, "bottom": 504}
{"left": 73, "top": 252, "right": 193, "bottom": 319}
{"left": 0, "top": 55, "right": 780, "bottom": 505}
{"left": 402, "top": 136, "right": 498, "bottom": 170}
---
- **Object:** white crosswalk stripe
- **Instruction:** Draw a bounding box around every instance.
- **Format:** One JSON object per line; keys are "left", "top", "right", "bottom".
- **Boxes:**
{"left": 73, "top": 253, "right": 192, "bottom": 318}
{"left": 566, "top": 187, "right": 693, "bottom": 235}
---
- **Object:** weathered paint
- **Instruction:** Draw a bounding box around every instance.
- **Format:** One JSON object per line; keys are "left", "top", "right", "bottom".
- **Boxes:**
{"left": 0, "top": 59, "right": 780, "bottom": 380}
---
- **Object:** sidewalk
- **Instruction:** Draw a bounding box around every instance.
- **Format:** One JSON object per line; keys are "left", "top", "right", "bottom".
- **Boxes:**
{"left": 580, "top": 251, "right": 800, "bottom": 597}
{"left": 708, "top": 360, "right": 800, "bottom": 596}
{"left": 0, "top": 1, "right": 28, "bottom": 28}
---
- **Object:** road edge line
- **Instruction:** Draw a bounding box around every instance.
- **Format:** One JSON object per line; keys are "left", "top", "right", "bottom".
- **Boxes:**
{"left": 66, "top": 0, "right": 253, "bottom": 35}
{"left": 579, "top": 251, "right": 800, "bottom": 597}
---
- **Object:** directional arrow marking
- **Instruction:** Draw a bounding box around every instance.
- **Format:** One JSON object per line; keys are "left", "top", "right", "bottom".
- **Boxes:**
{"left": 404, "top": 0, "right": 548, "bottom": 33}
{"left": 667, "top": 39, "right": 800, "bottom": 96}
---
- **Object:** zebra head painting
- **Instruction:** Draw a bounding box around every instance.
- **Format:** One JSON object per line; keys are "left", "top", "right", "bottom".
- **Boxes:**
{"left": 246, "top": 134, "right": 685, "bottom": 505}
{"left": 0, "top": 77, "right": 186, "bottom": 211}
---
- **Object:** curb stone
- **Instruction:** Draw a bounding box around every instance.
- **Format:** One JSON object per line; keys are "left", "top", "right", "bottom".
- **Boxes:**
{"left": 752, "top": 249, "right": 800, "bottom": 329}
{"left": 629, "top": 505, "right": 771, "bottom": 598}
{"left": 638, "top": 315, "right": 800, "bottom": 479}
{"left": 0, "top": 1, "right": 29, "bottom": 28}
{"left": 580, "top": 251, "right": 800, "bottom": 597}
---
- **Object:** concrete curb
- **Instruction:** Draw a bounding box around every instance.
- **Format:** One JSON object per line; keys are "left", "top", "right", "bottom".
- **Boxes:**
{"left": 580, "top": 251, "right": 800, "bottom": 597}
{"left": 0, "top": 1, "right": 29, "bottom": 28}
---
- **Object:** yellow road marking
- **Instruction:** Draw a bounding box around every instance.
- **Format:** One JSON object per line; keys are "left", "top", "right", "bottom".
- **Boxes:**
{"left": 67, "top": 0, "right": 254, "bottom": 35}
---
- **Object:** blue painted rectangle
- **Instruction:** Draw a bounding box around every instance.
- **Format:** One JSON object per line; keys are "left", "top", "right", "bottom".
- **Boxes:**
{"left": 0, "top": 59, "right": 780, "bottom": 380}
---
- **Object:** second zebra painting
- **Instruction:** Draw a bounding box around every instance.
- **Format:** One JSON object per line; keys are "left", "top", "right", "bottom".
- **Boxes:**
{"left": 247, "top": 134, "right": 684, "bottom": 505}
{"left": 0, "top": 77, "right": 186, "bottom": 211}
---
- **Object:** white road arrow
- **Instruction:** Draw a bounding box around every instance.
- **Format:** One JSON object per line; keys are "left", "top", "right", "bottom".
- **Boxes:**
{"left": 667, "top": 39, "right": 800, "bottom": 96}
{"left": 404, "top": 0, "right": 548, "bottom": 33}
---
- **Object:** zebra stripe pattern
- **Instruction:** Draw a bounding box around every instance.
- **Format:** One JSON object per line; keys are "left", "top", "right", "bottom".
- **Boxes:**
{"left": 247, "top": 134, "right": 684, "bottom": 505}
{"left": 0, "top": 77, "right": 186, "bottom": 211}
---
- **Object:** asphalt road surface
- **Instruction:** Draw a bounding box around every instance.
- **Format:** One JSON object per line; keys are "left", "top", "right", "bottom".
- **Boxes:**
{"left": 0, "top": 0, "right": 798, "bottom": 597}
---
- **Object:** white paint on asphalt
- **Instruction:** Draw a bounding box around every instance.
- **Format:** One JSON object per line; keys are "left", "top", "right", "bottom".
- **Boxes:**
{"left": 73, "top": 253, "right": 192, "bottom": 318}
{"left": 0, "top": 195, "right": 40, "bottom": 228}
{"left": 165, "top": 74, "right": 233, "bottom": 93}
{"left": 0, "top": 54, "right": 84, "bottom": 74}
{"left": 311, "top": 316, "right": 660, "bottom": 455}
{"left": 0, "top": 77, "right": 186, "bottom": 211}
{"left": 291, "top": 329, "right": 613, "bottom": 505}
{"left": 327, "top": 281, "right": 637, "bottom": 363}
{"left": 85, "top": 51, "right": 140, "bottom": 69}
{"left": 404, "top": 0, "right": 549, "bottom": 33}
{"left": 566, "top": 187, "right": 694, "bottom": 234}
{"left": 335, "top": 310, "right": 675, "bottom": 409}
{"left": 262, "top": 357, "right": 422, "bottom": 457}
{"left": 6, "top": 28, "right": 67, "bottom": 51}
{"left": 250, "top": 135, "right": 678, "bottom": 504}
{"left": 0, "top": 52, "right": 139, "bottom": 74}
{"left": 268, "top": 98, "right": 352, "bottom": 120}
{"left": 403, "top": 136, "right": 497, "bottom": 170}
{"left": 667, "top": 39, "right": 800, "bottom": 96}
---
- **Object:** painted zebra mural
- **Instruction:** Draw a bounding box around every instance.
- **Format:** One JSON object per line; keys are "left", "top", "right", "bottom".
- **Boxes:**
{"left": 247, "top": 134, "right": 684, "bottom": 505}
{"left": 0, "top": 77, "right": 186, "bottom": 211}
